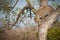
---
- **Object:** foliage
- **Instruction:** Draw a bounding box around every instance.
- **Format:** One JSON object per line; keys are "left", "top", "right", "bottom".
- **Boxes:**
{"left": 54, "top": 21, "right": 60, "bottom": 27}
{"left": 0, "top": 0, "right": 12, "bottom": 12}
{"left": 0, "top": 0, "right": 18, "bottom": 13}
{"left": 26, "top": 0, "right": 30, "bottom": 3}
{"left": 47, "top": 27, "right": 60, "bottom": 40}
{"left": 36, "top": 32, "right": 39, "bottom": 37}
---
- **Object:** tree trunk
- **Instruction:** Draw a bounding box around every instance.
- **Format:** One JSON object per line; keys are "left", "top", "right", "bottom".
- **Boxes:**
{"left": 40, "top": 0, "right": 48, "bottom": 8}
{"left": 39, "top": 11, "right": 59, "bottom": 40}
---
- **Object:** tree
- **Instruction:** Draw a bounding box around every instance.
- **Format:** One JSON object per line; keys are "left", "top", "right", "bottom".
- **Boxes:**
{"left": 0, "top": 0, "right": 60, "bottom": 40}
{"left": 12, "top": 0, "right": 60, "bottom": 40}
{"left": 0, "top": 0, "right": 18, "bottom": 29}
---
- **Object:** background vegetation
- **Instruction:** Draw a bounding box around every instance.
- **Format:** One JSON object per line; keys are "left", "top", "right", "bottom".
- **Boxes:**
{"left": 0, "top": 21, "right": 60, "bottom": 40}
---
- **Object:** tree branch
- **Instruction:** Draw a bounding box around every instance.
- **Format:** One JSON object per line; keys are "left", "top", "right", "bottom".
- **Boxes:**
{"left": 11, "top": 3, "right": 36, "bottom": 27}
{"left": 38, "top": 6, "right": 60, "bottom": 40}
{"left": 39, "top": 0, "right": 48, "bottom": 8}
{"left": 11, "top": 0, "right": 18, "bottom": 11}
{"left": 11, "top": 6, "right": 27, "bottom": 26}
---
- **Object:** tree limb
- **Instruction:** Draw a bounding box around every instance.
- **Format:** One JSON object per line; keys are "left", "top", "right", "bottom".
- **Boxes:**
{"left": 11, "top": 6, "right": 27, "bottom": 27}
{"left": 38, "top": 6, "right": 60, "bottom": 40}
{"left": 11, "top": 2, "right": 37, "bottom": 27}
{"left": 39, "top": 0, "right": 48, "bottom": 8}
{"left": 11, "top": 0, "right": 18, "bottom": 11}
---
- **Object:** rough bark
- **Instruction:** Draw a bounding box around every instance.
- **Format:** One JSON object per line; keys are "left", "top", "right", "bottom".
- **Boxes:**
{"left": 40, "top": 0, "right": 48, "bottom": 8}
{"left": 38, "top": 0, "right": 60, "bottom": 40}
{"left": 38, "top": 10, "right": 59, "bottom": 40}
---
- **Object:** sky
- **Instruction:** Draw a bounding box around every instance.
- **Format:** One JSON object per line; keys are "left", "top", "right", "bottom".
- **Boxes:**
{"left": 15, "top": 0, "right": 27, "bottom": 9}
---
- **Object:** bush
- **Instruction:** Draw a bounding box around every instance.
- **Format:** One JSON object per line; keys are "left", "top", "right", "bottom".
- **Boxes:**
{"left": 47, "top": 27, "right": 60, "bottom": 40}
